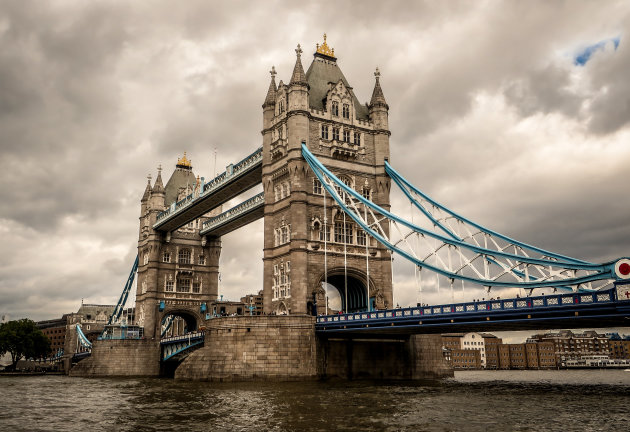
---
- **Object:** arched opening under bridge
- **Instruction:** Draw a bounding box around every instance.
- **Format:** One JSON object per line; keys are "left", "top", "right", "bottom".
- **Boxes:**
{"left": 318, "top": 269, "right": 374, "bottom": 314}
{"left": 160, "top": 310, "right": 199, "bottom": 338}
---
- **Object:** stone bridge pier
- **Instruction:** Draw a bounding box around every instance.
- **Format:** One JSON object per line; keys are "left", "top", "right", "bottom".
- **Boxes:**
{"left": 316, "top": 334, "right": 453, "bottom": 380}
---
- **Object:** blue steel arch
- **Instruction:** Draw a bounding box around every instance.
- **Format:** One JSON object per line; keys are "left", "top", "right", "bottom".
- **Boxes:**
{"left": 302, "top": 144, "right": 625, "bottom": 291}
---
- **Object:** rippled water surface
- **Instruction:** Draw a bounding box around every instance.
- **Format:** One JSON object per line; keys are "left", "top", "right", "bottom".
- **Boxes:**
{"left": 1, "top": 370, "right": 628, "bottom": 431}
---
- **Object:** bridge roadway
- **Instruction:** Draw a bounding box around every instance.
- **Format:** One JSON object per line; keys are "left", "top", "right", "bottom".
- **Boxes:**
{"left": 153, "top": 147, "right": 262, "bottom": 233}
{"left": 316, "top": 286, "right": 630, "bottom": 338}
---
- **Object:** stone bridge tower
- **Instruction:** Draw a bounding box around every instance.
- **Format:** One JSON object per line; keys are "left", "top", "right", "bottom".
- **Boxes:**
{"left": 262, "top": 36, "right": 393, "bottom": 315}
{"left": 135, "top": 155, "right": 221, "bottom": 338}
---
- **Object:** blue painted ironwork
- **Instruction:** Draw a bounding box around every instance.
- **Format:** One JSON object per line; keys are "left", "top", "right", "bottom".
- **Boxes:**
{"left": 155, "top": 147, "right": 263, "bottom": 224}
{"left": 99, "top": 256, "right": 138, "bottom": 341}
{"left": 160, "top": 331, "right": 205, "bottom": 361}
{"left": 200, "top": 192, "right": 264, "bottom": 235}
{"left": 75, "top": 324, "right": 92, "bottom": 349}
{"left": 161, "top": 314, "right": 175, "bottom": 337}
{"left": 385, "top": 161, "right": 589, "bottom": 265}
{"left": 302, "top": 144, "right": 627, "bottom": 291}
{"left": 316, "top": 286, "right": 630, "bottom": 333}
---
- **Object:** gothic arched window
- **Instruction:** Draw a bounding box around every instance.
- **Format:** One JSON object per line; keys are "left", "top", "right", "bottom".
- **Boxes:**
{"left": 342, "top": 103, "right": 350, "bottom": 119}
{"left": 331, "top": 101, "right": 339, "bottom": 117}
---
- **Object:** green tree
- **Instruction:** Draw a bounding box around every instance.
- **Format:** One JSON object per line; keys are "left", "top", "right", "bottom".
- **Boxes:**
{"left": 0, "top": 319, "right": 51, "bottom": 371}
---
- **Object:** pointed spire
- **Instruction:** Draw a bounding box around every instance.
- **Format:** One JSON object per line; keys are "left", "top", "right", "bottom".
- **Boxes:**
{"left": 263, "top": 66, "right": 277, "bottom": 107}
{"left": 290, "top": 44, "right": 307, "bottom": 85}
{"left": 142, "top": 174, "right": 152, "bottom": 201}
{"left": 369, "top": 67, "right": 388, "bottom": 109}
{"left": 152, "top": 165, "right": 165, "bottom": 194}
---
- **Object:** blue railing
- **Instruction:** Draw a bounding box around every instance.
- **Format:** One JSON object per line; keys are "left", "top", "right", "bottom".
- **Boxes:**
{"left": 160, "top": 331, "right": 205, "bottom": 361}
{"left": 155, "top": 147, "right": 262, "bottom": 224}
{"left": 316, "top": 288, "right": 618, "bottom": 326}
{"left": 160, "top": 330, "right": 205, "bottom": 345}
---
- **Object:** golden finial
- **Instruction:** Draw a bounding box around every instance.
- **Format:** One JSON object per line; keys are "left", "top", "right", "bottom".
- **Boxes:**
{"left": 176, "top": 152, "right": 192, "bottom": 168}
{"left": 316, "top": 33, "right": 335, "bottom": 58}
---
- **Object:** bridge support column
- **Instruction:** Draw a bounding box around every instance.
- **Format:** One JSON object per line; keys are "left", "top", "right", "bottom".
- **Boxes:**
{"left": 68, "top": 339, "right": 161, "bottom": 377}
{"left": 317, "top": 334, "right": 453, "bottom": 380}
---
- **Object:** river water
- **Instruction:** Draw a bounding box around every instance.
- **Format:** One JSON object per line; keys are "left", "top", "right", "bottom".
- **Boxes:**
{"left": 1, "top": 370, "right": 628, "bottom": 431}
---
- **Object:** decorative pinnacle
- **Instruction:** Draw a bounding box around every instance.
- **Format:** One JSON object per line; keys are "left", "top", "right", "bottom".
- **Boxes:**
{"left": 270, "top": 66, "right": 276, "bottom": 79}
{"left": 295, "top": 44, "right": 303, "bottom": 58}
{"left": 374, "top": 67, "right": 381, "bottom": 81}
{"left": 147, "top": 173, "right": 152, "bottom": 184}
{"left": 177, "top": 152, "right": 192, "bottom": 168}
{"left": 157, "top": 164, "right": 162, "bottom": 175}
{"left": 316, "top": 33, "right": 335, "bottom": 57}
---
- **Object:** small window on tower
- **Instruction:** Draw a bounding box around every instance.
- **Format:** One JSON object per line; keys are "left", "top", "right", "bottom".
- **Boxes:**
{"left": 198, "top": 255, "right": 206, "bottom": 265}
{"left": 342, "top": 103, "right": 349, "bottom": 119}
{"left": 333, "top": 127, "right": 339, "bottom": 141}
{"left": 162, "top": 252, "right": 171, "bottom": 263}
{"left": 313, "top": 178, "right": 323, "bottom": 195}
{"left": 320, "top": 124, "right": 329, "bottom": 140}
{"left": 332, "top": 101, "right": 339, "bottom": 117}
{"left": 343, "top": 130, "right": 350, "bottom": 143}
{"left": 354, "top": 132, "right": 361, "bottom": 146}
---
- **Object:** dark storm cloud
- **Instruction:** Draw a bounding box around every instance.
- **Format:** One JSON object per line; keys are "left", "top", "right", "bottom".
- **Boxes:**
{"left": 1, "top": 1, "right": 629, "bottom": 320}
{"left": 503, "top": 64, "right": 582, "bottom": 118}
{"left": 586, "top": 35, "right": 630, "bottom": 134}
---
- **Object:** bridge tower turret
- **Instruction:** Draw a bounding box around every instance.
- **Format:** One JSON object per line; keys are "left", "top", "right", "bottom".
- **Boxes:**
{"left": 262, "top": 36, "right": 393, "bottom": 316}
{"left": 135, "top": 157, "right": 221, "bottom": 339}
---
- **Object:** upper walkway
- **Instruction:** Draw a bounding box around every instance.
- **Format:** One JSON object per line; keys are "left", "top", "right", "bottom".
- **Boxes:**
{"left": 200, "top": 192, "right": 264, "bottom": 237}
{"left": 316, "top": 284, "right": 630, "bottom": 337}
{"left": 153, "top": 147, "right": 262, "bottom": 232}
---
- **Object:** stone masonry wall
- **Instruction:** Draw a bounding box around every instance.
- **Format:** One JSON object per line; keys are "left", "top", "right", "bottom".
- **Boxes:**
{"left": 69, "top": 339, "right": 160, "bottom": 377}
{"left": 175, "top": 315, "right": 317, "bottom": 381}
{"left": 318, "top": 334, "right": 453, "bottom": 380}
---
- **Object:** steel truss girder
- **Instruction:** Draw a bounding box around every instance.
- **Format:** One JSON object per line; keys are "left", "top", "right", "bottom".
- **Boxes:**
{"left": 302, "top": 144, "right": 623, "bottom": 291}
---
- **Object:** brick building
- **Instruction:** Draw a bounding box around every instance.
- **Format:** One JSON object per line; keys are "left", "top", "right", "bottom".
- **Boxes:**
{"left": 484, "top": 335, "right": 503, "bottom": 369}
{"left": 240, "top": 290, "right": 264, "bottom": 315}
{"left": 442, "top": 332, "right": 502, "bottom": 369}
{"left": 608, "top": 339, "right": 630, "bottom": 359}
{"left": 527, "top": 330, "right": 610, "bottom": 365}
{"left": 450, "top": 348, "right": 481, "bottom": 369}
{"left": 37, "top": 317, "right": 68, "bottom": 355}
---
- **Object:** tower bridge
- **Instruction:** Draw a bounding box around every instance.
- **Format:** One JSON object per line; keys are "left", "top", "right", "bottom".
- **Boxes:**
{"left": 68, "top": 35, "right": 630, "bottom": 381}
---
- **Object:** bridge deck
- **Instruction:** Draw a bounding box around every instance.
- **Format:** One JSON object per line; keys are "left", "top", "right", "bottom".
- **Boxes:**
{"left": 161, "top": 331, "right": 206, "bottom": 362}
{"left": 153, "top": 147, "right": 262, "bottom": 232}
{"left": 316, "top": 288, "right": 630, "bottom": 337}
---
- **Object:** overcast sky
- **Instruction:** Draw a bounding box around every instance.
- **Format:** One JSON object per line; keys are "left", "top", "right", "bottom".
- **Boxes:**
{"left": 1, "top": 1, "right": 629, "bottom": 340}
